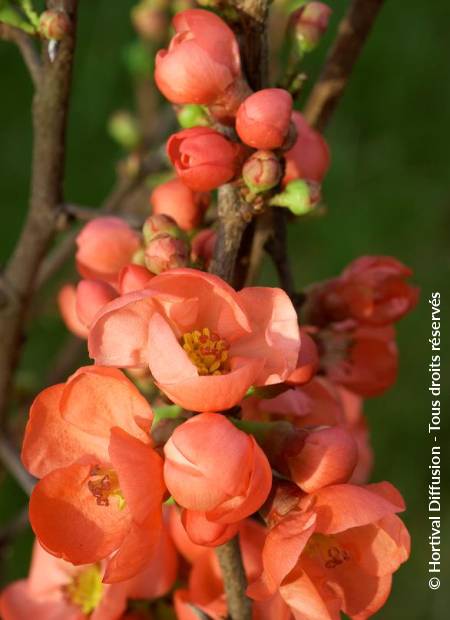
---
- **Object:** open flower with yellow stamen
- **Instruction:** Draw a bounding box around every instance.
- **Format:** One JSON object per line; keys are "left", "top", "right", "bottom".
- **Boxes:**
{"left": 21, "top": 366, "right": 166, "bottom": 584}
{"left": 88, "top": 268, "right": 300, "bottom": 411}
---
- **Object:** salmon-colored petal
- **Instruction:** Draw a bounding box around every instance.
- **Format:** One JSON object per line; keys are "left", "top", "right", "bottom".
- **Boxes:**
{"left": 90, "top": 585, "right": 128, "bottom": 620}
{"left": 28, "top": 540, "right": 76, "bottom": 595}
{"left": 188, "top": 551, "right": 227, "bottom": 619}
{"left": 22, "top": 384, "right": 107, "bottom": 478}
{"left": 147, "top": 268, "right": 251, "bottom": 341}
{"left": 208, "top": 437, "right": 272, "bottom": 524}
{"left": 232, "top": 287, "right": 300, "bottom": 385}
{"left": 157, "top": 357, "right": 263, "bottom": 411}
{"left": 108, "top": 427, "right": 165, "bottom": 524}
{"left": 60, "top": 367, "right": 151, "bottom": 442}
{"left": 0, "top": 580, "right": 82, "bottom": 620}
{"left": 303, "top": 484, "right": 405, "bottom": 534}
{"left": 124, "top": 518, "right": 178, "bottom": 599}
{"left": 164, "top": 413, "right": 251, "bottom": 510}
{"left": 247, "top": 511, "right": 316, "bottom": 600}
{"left": 327, "top": 565, "right": 392, "bottom": 619}
{"left": 168, "top": 506, "right": 207, "bottom": 564}
{"left": 88, "top": 289, "right": 160, "bottom": 367}
{"left": 102, "top": 515, "right": 162, "bottom": 584}
{"left": 76, "top": 280, "right": 118, "bottom": 327}
{"left": 279, "top": 565, "right": 341, "bottom": 620}
{"left": 29, "top": 463, "right": 130, "bottom": 565}
{"left": 182, "top": 509, "right": 239, "bottom": 546}
{"left": 337, "top": 515, "right": 410, "bottom": 577}
{"left": 58, "top": 284, "right": 89, "bottom": 339}
{"left": 365, "top": 481, "right": 406, "bottom": 510}
{"left": 254, "top": 593, "right": 294, "bottom": 620}
{"left": 147, "top": 311, "right": 198, "bottom": 384}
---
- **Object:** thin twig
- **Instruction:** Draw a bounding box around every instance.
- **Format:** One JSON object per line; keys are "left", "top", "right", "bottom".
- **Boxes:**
{"left": 0, "top": 22, "right": 42, "bottom": 86}
{"left": 0, "top": 0, "right": 79, "bottom": 427}
{"left": 303, "top": 0, "right": 385, "bottom": 131}
{"left": 61, "top": 203, "right": 145, "bottom": 228}
{"left": 216, "top": 537, "right": 252, "bottom": 620}
{"left": 0, "top": 436, "right": 36, "bottom": 495}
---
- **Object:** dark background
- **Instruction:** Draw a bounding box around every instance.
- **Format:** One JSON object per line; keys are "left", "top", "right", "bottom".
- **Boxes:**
{"left": 0, "top": 1, "right": 448, "bottom": 618}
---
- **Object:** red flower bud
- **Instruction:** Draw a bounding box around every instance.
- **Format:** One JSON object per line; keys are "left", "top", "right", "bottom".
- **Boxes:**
{"left": 150, "top": 178, "right": 209, "bottom": 231}
{"left": 39, "top": 10, "right": 71, "bottom": 41}
{"left": 242, "top": 150, "right": 282, "bottom": 193}
{"left": 236, "top": 89, "right": 293, "bottom": 149}
{"left": 155, "top": 9, "right": 242, "bottom": 105}
{"left": 284, "top": 111, "right": 330, "bottom": 184}
{"left": 143, "top": 213, "right": 181, "bottom": 244}
{"left": 144, "top": 233, "right": 189, "bottom": 274}
{"left": 167, "top": 127, "right": 242, "bottom": 191}
{"left": 293, "top": 2, "right": 332, "bottom": 52}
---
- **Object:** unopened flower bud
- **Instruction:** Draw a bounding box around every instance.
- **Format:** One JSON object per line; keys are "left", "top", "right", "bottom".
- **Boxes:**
{"left": 143, "top": 213, "right": 181, "bottom": 244}
{"left": 39, "top": 10, "right": 71, "bottom": 41}
{"left": 191, "top": 228, "right": 217, "bottom": 267}
{"left": 108, "top": 111, "right": 140, "bottom": 150}
{"left": 242, "top": 150, "right": 282, "bottom": 194}
{"left": 150, "top": 178, "right": 209, "bottom": 231}
{"left": 236, "top": 89, "right": 293, "bottom": 150}
{"left": 144, "top": 233, "right": 189, "bottom": 274}
{"left": 293, "top": 2, "right": 332, "bottom": 53}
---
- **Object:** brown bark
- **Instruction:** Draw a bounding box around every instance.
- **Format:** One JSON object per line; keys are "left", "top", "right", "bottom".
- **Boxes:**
{"left": 0, "top": 0, "right": 79, "bottom": 426}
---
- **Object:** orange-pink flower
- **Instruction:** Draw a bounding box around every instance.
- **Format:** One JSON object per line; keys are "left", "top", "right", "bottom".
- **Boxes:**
{"left": 89, "top": 268, "right": 300, "bottom": 411}
{"left": 164, "top": 413, "right": 272, "bottom": 526}
{"left": 22, "top": 366, "right": 166, "bottom": 583}
{"left": 248, "top": 482, "right": 410, "bottom": 619}
{"left": 0, "top": 534, "right": 177, "bottom": 620}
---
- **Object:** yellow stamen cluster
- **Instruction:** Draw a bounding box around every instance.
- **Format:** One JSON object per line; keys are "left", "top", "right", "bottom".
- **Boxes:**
{"left": 87, "top": 466, "right": 125, "bottom": 509}
{"left": 304, "top": 533, "right": 350, "bottom": 569}
{"left": 65, "top": 564, "right": 103, "bottom": 614}
{"left": 182, "top": 327, "right": 229, "bottom": 376}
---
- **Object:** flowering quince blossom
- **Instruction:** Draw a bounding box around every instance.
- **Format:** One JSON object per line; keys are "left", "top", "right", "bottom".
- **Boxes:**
{"left": 247, "top": 482, "right": 410, "bottom": 619}
{"left": 0, "top": 535, "right": 177, "bottom": 620}
{"left": 88, "top": 268, "right": 300, "bottom": 411}
{"left": 75, "top": 217, "right": 141, "bottom": 287}
{"left": 310, "top": 256, "right": 419, "bottom": 326}
{"left": 164, "top": 413, "right": 272, "bottom": 535}
{"left": 167, "top": 127, "right": 243, "bottom": 191}
{"left": 154, "top": 9, "right": 245, "bottom": 110}
{"left": 21, "top": 366, "right": 166, "bottom": 583}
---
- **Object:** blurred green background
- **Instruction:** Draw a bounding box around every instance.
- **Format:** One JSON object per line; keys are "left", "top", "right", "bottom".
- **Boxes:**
{"left": 0, "top": 0, "right": 448, "bottom": 618}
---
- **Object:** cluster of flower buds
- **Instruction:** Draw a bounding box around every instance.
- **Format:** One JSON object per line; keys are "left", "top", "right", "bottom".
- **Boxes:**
{"left": 154, "top": 8, "right": 331, "bottom": 215}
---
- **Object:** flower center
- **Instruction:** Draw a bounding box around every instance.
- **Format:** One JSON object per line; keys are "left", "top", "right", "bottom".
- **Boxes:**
{"left": 87, "top": 466, "right": 125, "bottom": 509}
{"left": 304, "top": 533, "right": 350, "bottom": 569}
{"left": 65, "top": 564, "right": 103, "bottom": 614}
{"left": 182, "top": 327, "right": 230, "bottom": 376}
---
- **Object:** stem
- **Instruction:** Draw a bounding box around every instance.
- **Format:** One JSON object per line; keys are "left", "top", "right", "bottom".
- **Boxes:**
{"left": 216, "top": 537, "right": 252, "bottom": 620}
{"left": 0, "top": 23, "right": 42, "bottom": 86}
{"left": 0, "top": 0, "right": 78, "bottom": 427}
{"left": 303, "top": 0, "right": 385, "bottom": 131}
